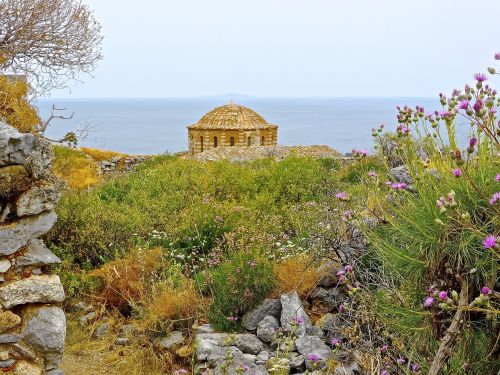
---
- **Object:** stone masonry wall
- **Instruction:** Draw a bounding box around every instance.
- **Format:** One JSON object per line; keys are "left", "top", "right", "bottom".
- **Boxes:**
{"left": 0, "top": 121, "right": 65, "bottom": 375}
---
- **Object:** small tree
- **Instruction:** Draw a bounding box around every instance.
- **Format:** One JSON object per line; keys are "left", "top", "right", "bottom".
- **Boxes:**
{"left": 0, "top": 0, "right": 103, "bottom": 95}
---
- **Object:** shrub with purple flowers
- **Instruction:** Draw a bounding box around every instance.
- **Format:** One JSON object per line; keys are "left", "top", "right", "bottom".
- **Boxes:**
{"left": 364, "top": 55, "right": 500, "bottom": 374}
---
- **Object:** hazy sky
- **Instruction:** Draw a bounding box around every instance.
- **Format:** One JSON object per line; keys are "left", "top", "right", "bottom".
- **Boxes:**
{"left": 53, "top": 0, "right": 500, "bottom": 98}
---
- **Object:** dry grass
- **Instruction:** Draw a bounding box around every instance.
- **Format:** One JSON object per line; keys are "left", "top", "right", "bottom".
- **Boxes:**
{"left": 52, "top": 145, "right": 100, "bottom": 190}
{"left": 0, "top": 76, "right": 40, "bottom": 133}
{"left": 270, "top": 255, "right": 320, "bottom": 298}
{"left": 81, "top": 147, "right": 127, "bottom": 162}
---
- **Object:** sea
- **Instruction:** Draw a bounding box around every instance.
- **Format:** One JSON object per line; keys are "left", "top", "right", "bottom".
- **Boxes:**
{"left": 37, "top": 97, "right": 471, "bottom": 155}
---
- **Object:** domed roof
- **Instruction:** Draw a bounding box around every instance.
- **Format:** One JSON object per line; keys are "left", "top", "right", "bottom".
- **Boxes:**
{"left": 188, "top": 103, "right": 276, "bottom": 130}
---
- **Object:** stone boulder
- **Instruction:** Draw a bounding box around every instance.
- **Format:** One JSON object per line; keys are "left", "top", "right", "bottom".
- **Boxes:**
{"left": 15, "top": 240, "right": 61, "bottom": 267}
{"left": 242, "top": 298, "right": 281, "bottom": 331}
{"left": 0, "top": 310, "right": 21, "bottom": 333}
{"left": 15, "top": 181, "right": 60, "bottom": 217}
{"left": 235, "top": 334, "right": 263, "bottom": 355}
{"left": 256, "top": 315, "right": 279, "bottom": 344}
{"left": 0, "top": 210, "right": 57, "bottom": 256}
{"left": 309, "top": 287, "right": 345, "bottom": 310}
{"left": 0, "top": 122, "right": 35, "bottom": 167}
{"left": 0, "top": 165, "right": 31, "bottom": 198}
{"left": 0, "top": 274, "right": 65, "bottom": 309}
{"left": 280, "top": 291, "right": 311, "bottom": 337}
{"left": 195, "top": 333, "right": 230, "bottom": 362}
{"left": 295, "top": 335, "right": 331, "bottom": 371}
{"left": 21, "top": 305, "right": 66, "bottom": 371}
{"left": 390, "top": 165, "right": 414, "bottom": 185}
{"left": 159, "top": 331, "right": 184, "bottom": 350}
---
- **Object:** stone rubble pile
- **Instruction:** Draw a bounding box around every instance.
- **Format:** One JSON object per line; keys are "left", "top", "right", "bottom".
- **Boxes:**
{"left": 195, "top": 290, "right": 365, "bottom": 375}
{"left": 98, "top": 156, "right": 147, "bottom": 174}
{"left": 0, "top": 121, "right": 65, "bottom": 375}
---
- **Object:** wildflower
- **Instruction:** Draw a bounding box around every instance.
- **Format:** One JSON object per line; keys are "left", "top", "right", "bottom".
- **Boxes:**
{"left": 295, "top": 316, "right": 304, "bottom": 325}
{"left": 453, "top": 168, "right": 462, "bottom": 178}
{"left": 338, "top": 304, "right": 345, "bottom": 312}
{"left": 381, "top": 370, "right": 388, "bottom": 375}
{"left": 380, "top": 344, "right": 388, "bottom": 352}
{"left": 481, "top": 286, "right": 490, "bottom": 295}
{"left": 345, "top": 264, "right": 353, "bottom": 273}
{"left": 391, "top": 182, "right": 407, "bottom": 190}
{"left": 489, "top": 192, "right": 500, "bottom": 205}
{"left": 336, "top": 269, "right": 346, "bottom": 276}
{"left": 335, "top": 192, "right": 349, "bottom": 201}
{"left": 368, "top": 170, "right": 377, "bottom": 178}
{"left": 397, "top": 358, "right": 406, "bottom": 365}
{"left": 226, "top": 316, "right": 239, "bottom": 321}
{"left": 469, "top": 137, "right": 478, "bottom": 147}
{"left": 495, "top": 52, "right": 500, "bottom": 60}
{"left": 458, "top": 100, "right": 469, "bottom": 109}
{"left": 473, "top": 99, "right": 483, "bottom": 112}
{"left": 438, "top": 291, "right": 448, "bottom": 300}
{"left": 496, "top": 174, "right": 500, "bottom": 182}
{"left": 342, "top": 210, "right": 353, "bottom": 222}
{"left": 411, "top": 363, "right": 421, "bottom": 372}
{"left": 423, "top": 296, "right": 434, "bottom": 307}
{"left": 338, "top": 274, "right": 346, "bottom": 283}
{"left": 242, "top": 364, "right": 250, "bottom": 372}
{"left": 483, "top": 235, "right": 498, "bottom": 249}
{"left": 331, "top": 338, "right": 341, "bottom": 347}
{"left": 474, "top": 73, "right": 488, "bottom": 82}
{"left": 174, "top": 370, "right": 188, "bottom": 375}
{"left": 308, "top": 354, "right": 319, "bottom": 362}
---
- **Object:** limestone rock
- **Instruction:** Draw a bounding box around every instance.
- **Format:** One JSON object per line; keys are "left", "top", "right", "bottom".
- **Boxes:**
{"left": 0, "top": 165, "right": 31, "bottom": 198}
{"left": 195, "top": 333, "right": 230, "bottom": 362}
{"left": 14, "top": 361, "right": 43, "bottom": 375}
{"left": 0, "top": 310, "right": 22, "bottom": 333}
{"left": 309, "top": 287, "right": 345, "bottom": 310}
{"left": 289, "top": 351, "right": 305, "bottom": 371}
{"left": 0, "top": 334, "right": 21, "bottom": 344}
{"left": 295, "top": 335, "right": 330, "bottom": 371}
{"left": 11, "top": 342, "right": 37, "bottom": 361}
{"left": 15, "top": 182, "right": 60, "bottom": 217}
{"left": 92, "top": 322, "right": 110, "bottom": 339}
{"left": 280, "top": 291, "right": 311, "bottom": 337}
{"left": 0, "top": 211, "right": 57, "bottom": 256}
{"left": 314, "top": 313, "right": 335, "bottom": 331}
{"left": 117, "top": 323, "right": 137, "bottom": 337}
{"left": 242, "top": 298, "right": 281, "bottom": 331}
{"left": 256, "top": 350, "right": 269, "bottom": 364}
{"left": 235, "top": 334, "right": 263, "bottom": 355}
{"left": 0, "top": 358, "right": 15, "bottom": 369}
{"left": 115, "top": 337, "right": 131, "bottom": 346}
{"left": 159, "top": 331, "right": 184, "bottom": 350}
{"left": 256, "top": 315, "right": 279, "bottom": 344}
{"left": 21, "top": 305, "right": 66, "bottom": 371}
{"left": 0, "top": 258, "right": 11, "bottom": 273}
{"left": 16, "top": 240, "right": 61, "bottom": 267}
{"left": 0, "top": 352, "right": 7, "bottom": 361}
{"left": 0, "top": 274, "right": 65, "bottom": 309}
{"left": 390, "top": 165, "right": 414, "bottom": 185}
{"left": 316, "top": 260, "right": 341, "bottom": 288}
{"left": 193, "top": 323, "right": 214, "bottom": 334}
{"left": 0, "top": 122, "right": 35, "bottom": 167}
{"left": 73, "top": 301, "right": 94, "bottom": 313}
{"left": 78, "top": 312, "right": 97, "bottom": 326}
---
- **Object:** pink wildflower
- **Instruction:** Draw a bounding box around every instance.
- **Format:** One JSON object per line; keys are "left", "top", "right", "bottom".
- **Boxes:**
{"left": 483, "top": 235, "right": 497, "bottom": 249}
{"left": 438, "top": 291, "right": 448, "bottom": 300}
{"left": 495, "top": 52, "right": 500, "bottom": 60}
{"left": 453, "top": 168, "right": 462, "bottom": 178}
{"left": 481, "top": 286, "right": 490, "bottom": 295}
{"left": 474, "top": 73, "right": 488, "bottom": 82}
{"left": 458, "top": 100, "right": 469, "bottom": 110}
{"left": 489, "top": 192, "right": 500, "bottom": 205}
{"left": 411, "top": 363, "right": 421, "bottom": 372}
{"left": 469, "top": 137, "right": 478, "bottom": 147}
{"left": 331, "top": 338, "right": 341, "bottom": 347}
{"left": 424, "top": 296, "right": 434, "bottom": 307}
{"left": 368, "top": 170, "right": 377, "bottom": 178}
{"left": 308, "top": 354, "right": 319, "bottom": 362}
{"left": 496, "top": 174, "right": 500, "bottom": 182}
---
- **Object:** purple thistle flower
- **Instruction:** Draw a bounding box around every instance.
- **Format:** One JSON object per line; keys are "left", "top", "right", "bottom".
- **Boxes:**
{"left": 308, "top": 354, "right": 319, "bottom": 362}
{"left": 295, "top": 316, "right": 304, "bottom": 325}
{"left": 473, "top": 99, "right": 483, "bottom": 112}
{"left": 338, "top": 303, "right": 345, "bottom": 312}
{"left": 483, "top": 235, "right": 497, "bottom": 249}
{"left": 458, "top": 100, "right": 469, "bottom": 110}
{"left": 331, "top": 338, "right": 341, "bottom": 347}
{"left": 438, "top": 291, "right": 448, "bottom": 300}
{"left": 481, "top": 286, "right": 490, "bottom": 295}
{"left": 368, "top": 170, "right": 377, "bottom": 178}
{"left": 336, "top": 269, "right": 346, "bottom": 276}
{"left": 345, "top": 264, "right": 353, "bottom": 273}
{"left": 424, "top": 296, "right": 435, "bottom": 307}
{"left": 397, "top": 358, "right": 406, "bottom": 365}
{"left": 469, "top": 137, "right": 478, "bottom": 147}
{"left": 453, "top": 168, "right": 462, "bottom": 178}
{"left": 411, "top": 363, "right": 421, "bottom": 372}
{"left": 381, "top": 370, "right": 388, "bottom": 375}
{"left": 495, "top": 52, "right": 500, "bottom": 60}
{"left": 490, "top": 192, "right": 500, "bottom": 205}
{"left": 380, "top": 344, "right": 388, "bottom": 352}
{"left": 335, "top": 192, "right": 349, "bottom": 200}
{"left": 474, "top": 73, "right": 488, "bottom": 82}
{"left": 391, "top": 182, "right": 407, "bottom": 190}
{"left": 496, "top": 174, "right": 500, "bottom": 182}
{"left": 338, "top": 274, "right": 346, "bottom": 283}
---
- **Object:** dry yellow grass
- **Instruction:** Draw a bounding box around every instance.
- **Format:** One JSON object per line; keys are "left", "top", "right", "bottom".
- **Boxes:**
{"left": 52, "top": 145, "right": 100, "bottom": 190}
{"left": 0, "top": 76, "right": 40, "bottom": 133}
{"left": 270, "top": 255, "right": 320, "bottom": 298}
{"left": 80, "top": 147, "right": 127, "bottom": 162}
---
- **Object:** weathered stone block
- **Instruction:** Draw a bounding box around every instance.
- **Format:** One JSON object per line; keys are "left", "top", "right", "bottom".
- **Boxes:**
{"left": 16, "top": 240, "right": 61, "bottom": 267}
{"left": 242, "top": 298, "right": 281, "bottom": 331}
{"left": 0, "top": 310, "right": 22, "bottom": 333}
{"left": 0, "top": 165, "right": 31, "bottom": 197}
{"left": 0, "top": 122, "right": 35, "bottom": 167}
{"left": 0, "top": 275, "right": 65, "bottom": 309}
{"left": 280, "top": 291, "right": 311, "bottom": 337}
{"left": 0, "top": 211, "right": 57, "bottom": 256}
{"left": 15, "top": 181, "right": 60, "bottom": 217}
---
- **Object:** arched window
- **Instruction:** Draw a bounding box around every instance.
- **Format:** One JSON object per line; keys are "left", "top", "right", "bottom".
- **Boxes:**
{"left": 214, "top": 136, "right": 218, "bottom": 148}
{"left": 200, "top": 136, "right": 204, "bottom": 152}
{"left": 230, "top": 137, "right": 235, "bottom": 146}
{"left": 261, "top": 136, "right": 265, "bottom": 145}
{"left": 247, "top": 136, "right": 251, "bottom": 146}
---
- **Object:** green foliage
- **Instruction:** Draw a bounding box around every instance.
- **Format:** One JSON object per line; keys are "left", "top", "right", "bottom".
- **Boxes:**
{"left": 202, "top": 252, "right": 275, "bottom": 331}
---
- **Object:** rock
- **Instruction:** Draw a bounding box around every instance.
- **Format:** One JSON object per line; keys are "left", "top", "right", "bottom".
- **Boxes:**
{"left": 235, "top": 334, "right": 263, "bottom": 355}
{"left": 0, "top": 359, "right": 15, "bottom": 368}
{"left": 295, "top": 335, "right": 331, "bottom": 371}
{"left": 15, "top": 181, "right": 60, "bottom": 217}
{"left": 0, "top": 123, "right": 35, "bottom": 167}
{"left": 92, "top": 322, "right": 110, "bottom": 339}
{"left": 280, "top": 291, "right": 311, "bottom": 337}
{"left": 0, "top": 352, "right": 8, "bottom": 361}
{"left": 212, "top": 347, "right": 265, "bottom": 374}
{"left": 256, "top": 315, "right": 279, "bottom": 343}
{"left": 243, "top": 353, "right": 256, "bottom": 362}
{"left": 73, "top": 301, "right": 94, "bottom": 313}
{"left": 13, "top": 361, "right": 43, "bottom": 375}
{"left": 390, "top": 165, "right": 414, "bottom": 185}
{"left": 0, "top": 310, "right": 22, "bottom": 333}
{"left": 256, "top": 350, "right": 269, "bottom": 364}
{"left": 46, "top": 370, "right": 64, "bottom": 375}
{"left": 0, "top": 258, "right": 11, "bottom": 273}
{"left": 118, "top": 323, "right": 137, "bottom": 336}
{"left": 114, "top": 337, "right": 131, "bottom": 346}
{"left": 0, "top": 203, "right": 12, "bottom": 223}
{"left": 0, "top": 334, "right": 21, "bottom": 344}
{"left": 0, "top": 210, "right": 57, "bottom": 256}
{"left": 159, "top": 331, "right": 184, "bottom": 350}
{"left": 316, "top": 260, "right": 341, "bottom": 288}
{"left": 314, "top": 313, "right": 335, "bottom": 331}
{"left": 11, "top": 342, "right": 37, "bottom": 360}
{"left": 16, "top": 240, "right": 61, "bottom": 267}
{"left": 21, "top": 305, "right": 66, "bottom": 371}
{"left": 309, "top": 287, "right": 345, "bottom": 310}
{"left": 195, "top": 333, "right": 230, "bottom": 362}
{"left": 289, "top": 352, "right": 305, "bottom": 371}
{"left": 12, "top": 361, "right": 43, "bottom": 375}
{"left": 78, "top": 312, "right": 97, "bottom": 326}
{"left": 0, "top": 274, "right": 65, "bottom": 309}
{"left": 0, "top": 165, "right": 31, "bottom": 198}
{"left": 193, "top": 323, "right": 214, "bottom": 334}
{"left": 242, "top": 298, "right": 281, "bottom": 331}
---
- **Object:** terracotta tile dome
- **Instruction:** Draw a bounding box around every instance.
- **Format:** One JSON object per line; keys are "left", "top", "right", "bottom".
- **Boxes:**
{"left": 188, "top": 103, "right": 274, "bottom": 130}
